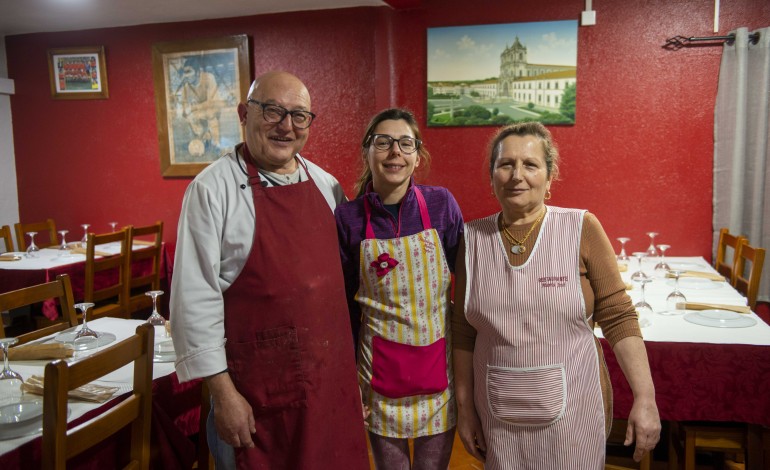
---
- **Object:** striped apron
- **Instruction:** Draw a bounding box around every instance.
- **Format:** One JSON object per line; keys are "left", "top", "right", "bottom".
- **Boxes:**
{"left": 463, "top": 207, "right": 605, "bottom": 469}
{"left": 356, "top": 187, "right": 456, "bottom": 438}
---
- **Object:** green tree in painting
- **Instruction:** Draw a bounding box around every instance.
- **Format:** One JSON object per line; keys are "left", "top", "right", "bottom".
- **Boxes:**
{"left": 560, "top": 83, "right": 576, "bottom": 121}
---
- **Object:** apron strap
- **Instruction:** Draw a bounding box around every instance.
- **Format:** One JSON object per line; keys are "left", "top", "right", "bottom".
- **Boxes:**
{"left": 363, "top": 185, "right": 431, "bottom": 239}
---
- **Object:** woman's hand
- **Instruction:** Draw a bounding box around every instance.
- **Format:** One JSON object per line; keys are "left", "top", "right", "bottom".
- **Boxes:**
{"left": 457, "top": 408, "right": 487, "bottom": 463}
{"left": 626, "top": 397, "right": 661, "bottom": 462}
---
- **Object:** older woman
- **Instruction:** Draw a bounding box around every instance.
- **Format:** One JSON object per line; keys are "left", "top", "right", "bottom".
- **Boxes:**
{"left": 452, "top": 122, "right": 660, "bottom": 469}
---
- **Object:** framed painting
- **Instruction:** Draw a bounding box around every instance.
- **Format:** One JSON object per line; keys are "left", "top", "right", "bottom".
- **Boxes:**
{"left": 152, "top": 35, "right": 250, "bottom": 177}
{"left": 47, "top": 46, "right": 109, "bottom": 100}
{"left": 427, "top": 20, "right": 578, "bottom": 127}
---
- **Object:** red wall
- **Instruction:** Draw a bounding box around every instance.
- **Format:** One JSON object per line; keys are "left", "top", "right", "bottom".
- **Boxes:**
{"left": 7, "top": 0, "right": 770, "bottom": 260}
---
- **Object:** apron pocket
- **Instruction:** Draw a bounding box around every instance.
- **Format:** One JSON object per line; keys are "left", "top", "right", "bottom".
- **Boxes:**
{"left": 370, "top": 336, "right": 448, "bottom": 399}
{"left": 486, "top": 363, "right": 566, "bottom": 426}
{"left": 227, "top": 326, "right": 306, "bottom": 413}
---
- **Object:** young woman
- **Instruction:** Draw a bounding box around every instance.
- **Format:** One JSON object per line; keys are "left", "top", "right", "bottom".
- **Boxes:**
{"left": 335, "top": 108, "right": 464, "bottom": 469}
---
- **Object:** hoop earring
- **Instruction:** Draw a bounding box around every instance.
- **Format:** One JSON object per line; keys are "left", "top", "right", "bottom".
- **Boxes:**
{"left": 544, "top": 190, "right": 552, "bottom": 200}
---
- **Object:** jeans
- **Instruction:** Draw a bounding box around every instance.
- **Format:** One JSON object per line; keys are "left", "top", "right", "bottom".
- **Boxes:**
{"left": 207, "top": 400, "right": 236, "bottom": 470}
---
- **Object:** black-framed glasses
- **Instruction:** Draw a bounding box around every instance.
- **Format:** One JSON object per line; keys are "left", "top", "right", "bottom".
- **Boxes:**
{"left": 368, "top": 134, "right": 421, "bottom": 154}
{"left": 247, "top": 99, "right": 316, "bottom": 129}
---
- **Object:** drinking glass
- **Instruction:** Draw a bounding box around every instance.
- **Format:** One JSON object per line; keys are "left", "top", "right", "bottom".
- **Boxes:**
{"left": 73, "top": 302, "right": 100, "bottom": 350}
{"left": 146, "top": 290, "right": 166, "bottom": 329}
{"left": 616, "top": 237, "right": 630, "bottom": 262}
{"left": 80, "top": 224, "right": 90, "bottom": 247}
{"left": 663, "top": 270, "right": 687, "bottom": 315}
{"left": 25, "top": 232, "right": 39, "bottom": 258}
{"left": 108, "top": 222, "right": 118, "bottom": 232}
{"left": 633, "top": 278, "right": 653, "bottom": 327}
{"left": 645, "top": 232, "right": 659, "bottom": 257}
{"left": 654, "top": 244, "right": 671, "bottom": 278}
{"left": 0, "top": 337, "right": 23, "bottom": 405}
{"left": 630, "top": 252, "right": 649, "bottom": 282}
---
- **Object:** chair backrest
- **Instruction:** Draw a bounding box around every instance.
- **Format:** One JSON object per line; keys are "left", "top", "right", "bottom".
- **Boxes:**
{"left": 84, "top": 227, "right": 133, "bottom": 319}
{"left": 0, "top": 274, "right": 79, "bottom": 343}
{"left": 128, "top": 221, "right": 164, "bottom": 315}
{"left": 14, "top": 219, "right": 58, "bottom": 251}
{"left": 41, "top": 323, "right": 154, "bottom": 470}
{"left": 733, "top": 240, "right": 766, "bottom": 310}
{"left": 715, "top": 228, "right": 746, "bottom": 284}
{"left": 0, "top": 224, "right": 13, "bottom": 252}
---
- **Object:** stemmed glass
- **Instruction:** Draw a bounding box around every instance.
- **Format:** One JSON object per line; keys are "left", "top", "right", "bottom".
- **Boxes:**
{"left": 645, "top": 232, "right": 659, "bottom": 257}
{"left": 663, "top": 270, "right": 687, "bottom": 315}
{"left": 654, "top": 244, "right": 671, "bottom": 278}
{"left": 616, "top": 237, "right": 630, "bottom": 262}
{"left": 633, "top": 278, "right": 653, "bottom": 327}
{"left": 145, "top": 290, "right": 166, "bottom": 329}
{"left": 80, "top": 224, "right": 90, "bottom": 248}
{"left": 630, "top": 252, "right": 649, "bottom": 282}
{"left": 73, "top": 302, "right": 100, "bottom": 350}
{"left": 25, "top": 232, "right": 39, "bottom": 258}
{"left": 0, "top": 337, "right": 23, "bottom": 405}
{"left": 108, "top": 222, "right": 118, "bottom": 232}
{"left": 57, "top": 230, "right": 72, "bottom": 258}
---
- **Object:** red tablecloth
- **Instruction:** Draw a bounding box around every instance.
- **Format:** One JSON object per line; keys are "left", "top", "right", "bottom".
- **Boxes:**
{"left": 602, "top": 339, "right": 770, "bottom": 426}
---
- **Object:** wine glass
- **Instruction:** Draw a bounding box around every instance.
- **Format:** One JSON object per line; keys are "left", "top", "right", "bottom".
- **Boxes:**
{"left": 25, "top": 232, "right": 39, "bottom": 258}
{"left": 663, "top": 270, "right": 687, "bottom": 315}
{"left": 73, "top": 302, "right": 100, "bottom": 350}
{"left": 616, "top": 237, "right": 630, "bottom": 262}
{"left": 145, "top": 290, "right": 166, "bottom": 330}
{"left": 633, "top": 278, "right": 653, "bottom": 327}
{"left": 0, "top": 337, "right": 23, "bottom": 405}
{"left": 108, "top": 222, "right": 118, "bottom": 232}
{"left": 630, "top": 252, "right": 649, "bottom": 282}
{"left": 57, "top": 230, "right": 72, "bottom": 258}
{"left": 80, "top": 224, "right": 90, "bottom": 247}
{"left": 645, "top": 232, "right": 659, "bottom": 257}
{"left": 654, "top": 244, "right": 671, "bottom": 278}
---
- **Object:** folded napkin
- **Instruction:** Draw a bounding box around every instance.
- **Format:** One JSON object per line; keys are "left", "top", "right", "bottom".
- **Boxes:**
{"left": 667, "top": 270, "right": 725, "bottom": 282}
{"left": 617, "top": 263, "right": 628, "bottom": 272}
{"left": 21, "top": 375, "right": 119, "bottom": 403}
{"left": 0, "top": 253, "right": 22, "bottom": 261}
{"left": 132, "top": 239, "right": 155, "bottom": 246}
{"left": 70, "top": 246, "right": 113, "bottom": 257}
{"left": 624, "top": 282, "right": 633, "bottom": 291}
{"left": 8, "top": 343, "right": 74, "bottom": 361}
{"left": 676, "top": 302, "right": 751, "bottom": 314}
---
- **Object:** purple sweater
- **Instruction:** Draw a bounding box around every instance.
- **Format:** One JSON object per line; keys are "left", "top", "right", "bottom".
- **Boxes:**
{"left": 334, "top": 182, "right": 465, "bottom": 339}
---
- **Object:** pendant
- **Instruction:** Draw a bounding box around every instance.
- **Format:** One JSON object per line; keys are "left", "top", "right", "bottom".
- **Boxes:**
{"left": 511, "top": 244, "right": 526, "bottom": 255}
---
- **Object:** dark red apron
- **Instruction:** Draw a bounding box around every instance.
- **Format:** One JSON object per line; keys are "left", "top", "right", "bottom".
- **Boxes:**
{"left": 223, "top": 154, "right": 369, "bottom": 469}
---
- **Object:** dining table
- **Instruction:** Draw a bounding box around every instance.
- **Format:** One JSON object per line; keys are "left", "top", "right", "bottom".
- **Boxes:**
{"left": 598, "top": 256, "right": 770, "bottom": 469}
{"left": 0, "top": 317, "right": 201, "bottom": 469}
{"left": 0, "top": 241, "right": 169, "bottom": 321}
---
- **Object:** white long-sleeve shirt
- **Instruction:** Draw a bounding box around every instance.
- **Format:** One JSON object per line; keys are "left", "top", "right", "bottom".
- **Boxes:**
{"left": 170, "top": 147, "right": 346, "bottom": 382}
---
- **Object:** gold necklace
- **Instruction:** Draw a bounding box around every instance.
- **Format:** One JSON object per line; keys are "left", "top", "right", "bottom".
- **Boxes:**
{"left": 500, "top": 207, "right": 547, "bottom": 255}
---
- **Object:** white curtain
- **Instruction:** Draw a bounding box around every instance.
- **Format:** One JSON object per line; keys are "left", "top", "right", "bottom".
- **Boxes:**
{"left": 714, "top": 26, "right": 770, "bottom": 303}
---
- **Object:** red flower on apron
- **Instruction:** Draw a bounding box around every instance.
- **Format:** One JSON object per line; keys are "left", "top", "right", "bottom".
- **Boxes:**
{"left": 371, "top": 252, "right": 399, "bottom": 277}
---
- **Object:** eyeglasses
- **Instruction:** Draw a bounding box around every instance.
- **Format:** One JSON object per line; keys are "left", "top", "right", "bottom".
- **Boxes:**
{"left": 368, "top": 134, "right": 421, "bottom": 154}
{"left": 247, "top": 99, "right": 316, "bottom": 129}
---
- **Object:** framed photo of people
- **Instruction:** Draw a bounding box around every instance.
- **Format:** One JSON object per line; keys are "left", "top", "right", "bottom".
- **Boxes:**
{"left": 427, "top": 20, "right": 578, "bottom": 127}
{"left": 47, "top": 46, "right": 109, "bottom": 100}
{"left": 151, "top": 35, "right": 250, "bottom": 177}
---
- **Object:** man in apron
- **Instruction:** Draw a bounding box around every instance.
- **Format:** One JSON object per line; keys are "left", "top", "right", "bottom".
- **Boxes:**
{"left": 171, "top": 71, "right": 369, "bottom": 469}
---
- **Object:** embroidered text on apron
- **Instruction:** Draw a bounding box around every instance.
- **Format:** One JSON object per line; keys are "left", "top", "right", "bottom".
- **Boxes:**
{"left": 356, "top": 187, "right": 456, "bottom": 438}
{"left": 463, "top": 207, "right": 605, "bottom": 469}
{"left": 223, "top": 155, "right": 369, "bottom": 469}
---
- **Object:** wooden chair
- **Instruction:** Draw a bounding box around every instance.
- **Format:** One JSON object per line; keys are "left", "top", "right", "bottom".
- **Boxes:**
{"left": 14, "top": 218, "right": 58, "bottom": 251}
{"left": 84, "top": 227, "right": 133, "bottom": 320}
{"left": 605, "top": 419, "right": 652, "bottom": 470}
{"left": 0, "top": 274, "right": 79, "bottom": 344}
{"left": 127, "top": 221, "right": 164, "bottom": 316}
{"left": 733, "top": 240, "right": 766, "bottom": 310}
{"left": 41, "top": 323, "right": 154, "bottom": 470}
{"left": 714, "top": 228, "right": 746, "bottom": 284}
{"left": 669, "top": 421, "right": 753, "bottom": 470}
{"left": 1, "top": 224, "right": 13, "bottom": 252}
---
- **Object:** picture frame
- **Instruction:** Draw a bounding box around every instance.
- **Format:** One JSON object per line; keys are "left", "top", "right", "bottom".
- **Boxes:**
{"left": 47, "top": 46, "right": 109, "bottom": 100}
{"left": 152, "top": 35, "right": 250, "bottom": 177}
{"left": 427, "top": 20, "right": 578, "bottom": 127}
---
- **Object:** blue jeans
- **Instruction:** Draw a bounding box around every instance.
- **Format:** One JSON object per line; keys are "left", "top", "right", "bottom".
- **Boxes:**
{"left": 207, "top": 400, "right": 236, "bottom": 470}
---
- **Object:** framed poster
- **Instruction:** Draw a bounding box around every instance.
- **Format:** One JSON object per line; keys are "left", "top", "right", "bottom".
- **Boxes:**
{"left": 427, "top": 21, "right": 578, "bottom": 127}
{"left": 152, "top": 35, "right": 250, "bottom": 177}
{"left": 48, "top": 46, "right": 109, "bottom": 99}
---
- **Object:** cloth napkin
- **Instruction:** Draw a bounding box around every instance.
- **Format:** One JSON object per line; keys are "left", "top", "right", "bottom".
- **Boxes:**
{"left": 0, "top": 253, "right": 22, "bottom": 261}
{"left": 617, "top": 263, "right": 628, "bottom": 272}
{"left": 8, "top": 343, "right": 74, "bottom": 360}
{"left": 677, "top": 302, "right": 752, "bottom": 314}
{"left": 70, "top": 246, "right": 113, "bottom": 257}
{"left": 667, "top": 270, "right": 725, "bottom": 282}
{"left": 21, "top": 375, "right": 120, "bottom": 403}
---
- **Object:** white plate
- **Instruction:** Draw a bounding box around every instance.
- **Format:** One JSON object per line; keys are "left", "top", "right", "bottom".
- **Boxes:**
{"left": 153, "top": 352, "right": 177, "bottom": 363}
{"left": 0, "top": 401, "right": 42, "bottom": 425}
{"left": 684, "top": 309, "right": 758, "bottom": 328}
{"left": 54, "top": 329, "right": 117, "bottom": 350}
{"left": 669, "top": 262, "right": 708, "bottom": 271}
{"left": 0, "top": 403, "right": 70, "bottom": 441}
{"left": 666, "top": 277, "right": 722, "bottom": 290}
{"left": 153, "top": 339, "right": 176, "bottom": 363}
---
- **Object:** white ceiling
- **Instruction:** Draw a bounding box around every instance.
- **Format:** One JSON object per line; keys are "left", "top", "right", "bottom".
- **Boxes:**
{"left": 0, "top": 0, "right": 388, "bottom": 37}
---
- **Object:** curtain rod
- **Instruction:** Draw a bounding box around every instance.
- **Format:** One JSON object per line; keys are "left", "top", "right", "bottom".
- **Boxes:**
{"left": 663, "top": 32, "right": 761, "bottom": 50}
